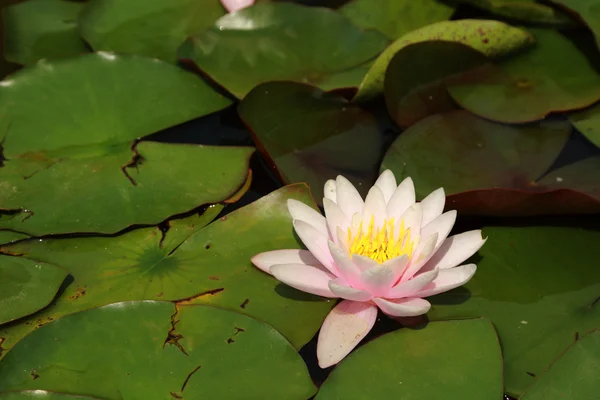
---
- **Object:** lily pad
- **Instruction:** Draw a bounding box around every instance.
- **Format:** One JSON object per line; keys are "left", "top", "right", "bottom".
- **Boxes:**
{"left": 0, "top": 184, "right": 334, "bottom": 353}
{"left": 381, "top": 110, "right": 600, "bottom": 215}
{"left": 79, "top": 0, "right": 225, "bottom": 62}
{"left": 238, "top": 81, "right": 382, "bottom": 203}
{"left": 570, "top": 103, "right": 600, "bottom": 148}
{"left": 449, "top": 28, "right": 600, "bottom": 123}
{"left": 0, "top": 301, "right": 316, "bottom": 399}
{"left": 0, "top": 52, "right": 249, "bottom": 237}
{"left": 178, "top": 2, "right": 390, "bottom": 99}
{"left": 0, "top": 392, "right": 101, "bottom": 400}
{"left": 354, "top": 19, "right": 534, "bottom": 102}
{"left": 0, "top": 257, "right": 67, "bottom": 325}
{"left": 520, "top": 330, "right": 600, "bottom": 399}
{"left": 3, "top": 0, "right": 88, "bottom": 65}
{"left": 549, "top": 0, "right": 600, "bottom": 49}
{"left": 339, "top": 0, "right": 455, "bottom": 40}
{"left": 316, "top": 318, "right": 503, "bottom": 399}
{"left": 428, "top": 226, "right": 600, "bottom": 397}
{"left": 447, "top": 0, "right": 574, "bottom": 25}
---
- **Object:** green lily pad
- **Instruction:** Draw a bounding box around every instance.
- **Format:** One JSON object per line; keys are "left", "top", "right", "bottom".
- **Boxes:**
{"left": 447, "top": 0, "right": 574, "bottom": 25}
{"left": 449, "top": 28, "right": 600, "bottom": 123}
{"left": 3, "top": 0, "right": 88, "bottom": 65}
{"left": 354, "top": 19, "right": 534, "bottom": 102}
{"left": 0, "top": 232, "right": 29, "bottom": 245}
{"left": 238, "top": 81, "right": 382, "bottom": 203}
{"left": 79, "top": 0, "right": 225, "bottom": 62}
{"left": 428, "top": 226, "right": 600, "bottom": 397}
{"left": 570, "top": 103, "right": 600, "bottom": 148}
{"left": 316, "top": 318, "right": 503, "bottom": 399}
{"left": 0, "top": 257, "right": 67, "bottom": 325}
{"left": 0, "top": 301, "right": 316, "bottom": 399}
{"left": 0, "top": 391, "right": 101, "bottom": 400}
{"left": 549, "top": 0, "right": 600, "bottom": 49}
{"left": 0, "top": 184, "right": 334, "bottom": 354}
{"left": 0, "top": 53, "right": 249, "bottom": 237}
{"left": 384, "top": 40, "right": 490, "bottom": 128}
{"left": 381, "top": 110, "right": 600, "bottom": 215}
{"left": 339, "top": 0, "right": 455, "bottom": 40}
{"left": 178, "top": 2, "right": 390, "bottom": 99}
{"left": 521, "top": 330, "right": 600, "bottom": 399}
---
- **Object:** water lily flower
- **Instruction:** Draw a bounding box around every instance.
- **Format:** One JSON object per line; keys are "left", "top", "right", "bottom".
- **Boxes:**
{"left": 252, "top": 170, "right": 486, "bottom": 368}
{"left": 220, "top": 0, "right": 254, "bottom": 13}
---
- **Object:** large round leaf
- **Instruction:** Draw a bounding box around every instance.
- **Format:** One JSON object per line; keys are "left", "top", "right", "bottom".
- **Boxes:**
{"left": 520, "top": 330, "right": 600, "bottom": 400}
{"left": 447, "top": 0, "right": 574, "bottom": 25}
{"left": 381, "top": 111, "right": 600, "bottom": 215}
{"left": 3, "top": 0, "right": 88, "bottom": 65}
{"left": 316, "top": 318, "right": 503, "bottom": 399}
{"left": 449, "top": 28, "right": 600, "bottom": 123}
{"left": 178, "top": 2, "right": 390, "bottom": 99}
{"left": 0, "top": 184, "right": 334, "bottom": 353}
{"left": 339, "top": 0, "right": 455, "bottom": 39}
{"left": 0, "top": 53, "right": 249, "bottom": 237}
{"left": 0, "top": 257, "right": 67, "bottom": 325}
{"left": 239, "top": 81, "right": 382, "bottom": 203}
{"left": 79, "top": 0, "right": 225, "bottom": 62}
{"left": 570, "top": 103, "right": 600, "bottom": 148}
{"left": 549, "top": 0, "right": 600, "bottom": 49}
{"left": 0, "top": 301, "right": 316, "bottom": 399}
{"left": 0, "top": 392, "right": 101, "bottom": 400}
{"left": 428, "top": 226, "right": 600, "bottom": 397}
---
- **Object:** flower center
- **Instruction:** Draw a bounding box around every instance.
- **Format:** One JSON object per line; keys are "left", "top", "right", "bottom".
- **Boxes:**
{"left": 347, "top": 216, "right": 415, "bottom": 264}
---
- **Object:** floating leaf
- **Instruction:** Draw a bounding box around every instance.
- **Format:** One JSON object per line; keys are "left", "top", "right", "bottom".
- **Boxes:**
{"left": 549, "top": 0, "right": 600, "bottom": 49}
{"left": 0, "top": 184, "right": 334, "bottom": 353}
{"left": 428, "top": 226, "right": 600, "bottom": 396}
{"left": 0, "top": 391, "right": 101, "bottom": 400}
{"left": 354, "top": 19, "right": 534, "bottom": 102}
{"left": 521, "top": 330, "right": 600, "bottom": 399}
{"left": 239, "top": 82, "right": 382, "bottom": 203}
{"left": 3, "top": 0, "right": 88, "bottom": 65}
{"left": 316, "top": 319, "right": 503, "bottom": 399}
{"left": 570, "top": 103, "right": 600, "bottom": 148}
{"left": 381, "top": 111, "right": 600, "bottom": 215}
{"left": 0, "top": 53, "right": 249, "bottom": 238}
{"left": 0, "top": 301, "right": 316, "bottom": 399}
{"left": 0, "top": 257, "right": 67, "bottom": 325}
{"left": 449, "top": 28, "right": 600, "bottom": 123}
{"left": 339, "top": 0, "right": 455, "bottom": 39}
{"left": 79, "top": 0, "right": 225, "bottom": 62}
{"left": 447, "top": 0, "right": 574, "bottom": 25}
{"left": 178, "top": 2, "right": 390, "bottom": 99}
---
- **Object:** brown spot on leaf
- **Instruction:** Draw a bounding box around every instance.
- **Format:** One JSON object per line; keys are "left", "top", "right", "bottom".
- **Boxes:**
{"left": 181, "top": 365, "right": 201, "bottom": 392}
{"left": 240, "top": 298, "right": 250, "bottom": 309}
{"left": 169, "top": 392, "right": 183, "bottom": 399}
{"left": 176, "top": 288, "right": 224, "bottom": 306}
{"left": 68, "top": 286, "right": 87, "bottom": 300}
{"left": 227, "top": 338, "right": 235, "bottom": 344}
{"left": 526, "top": 372, "right": 536, "bottom": 377}
{"left": 208, "top": 276, "right": 220, "bottom": 281}
{"left": 30, "top": 370, "right": 39, "bottom": 380}
{"left": 234, "top": 327, "right": 245, "bottom": 335}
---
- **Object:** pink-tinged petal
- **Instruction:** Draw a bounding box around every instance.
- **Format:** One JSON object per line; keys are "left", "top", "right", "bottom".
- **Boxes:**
{"left": 323, "top": 198, "right": 349, "bottom": 243}
{"left": 317, "top": 300, "right": 378, "bottom": 368}
{"left": 251, "top": 249, "right": 321, "bottom": 274}
{"left": 352, "top": 254, "right": 379, "bottom": 272}
{"left": 400, "top": 233, "right": 438, "bottom": 282}
{"left": 221, "top": 0, "right": 254, "bottom": 13}
{"left": 336, "top": 226, "right": 349, "bottom": 252}
{"left": 387, "top": 269, "right": 438, "bottom": 298}
{"left": 288, "top": 199, "right": 328, "bottom": 236}
{"left": 328, "top": 240, "right": 361, "bottom": 285}
{"left": 397, "top": 203, "right": 422, "bottom": 238}
{"left": 329, "top": 279, "right": 373, "bottom": 301}
{"left": 386, "top": 177, "right": 415, "bottom": 219}
{"left": 362, "top": 186, "right": 387, "bottom": 229}
{"left": 420, "top": 187, "right": 445, "bottom": 226}
{"left": 374, "top": 170, "right": 397, "bottom": 204}
{"left": 359, "top": 265, "right": 396, "bottom": 297}
{"left": 423, "top": 230, "right": 487, "bottom": 271}
{"left": 383, "top": 254, "right": 410, "bottom": 282}
{"left": 324, "top": 179, "right": 337, "bottom": 203}
{"left": 271, "top": 264, "right": 337, "bottom": 298}
{"left": 373, "top": 297, "right": 431, "bottom": 317}
{"left": 416, "top": 264, "right": 477, "bottom": 297}
{"left": 420, "top": 210, "right": 456, "bottom": 248}
{"left": 293, "top": 220, "right": 337, "bottom": 274}
{"left": 336, "top": 175, "right": 364, "bottom": 217}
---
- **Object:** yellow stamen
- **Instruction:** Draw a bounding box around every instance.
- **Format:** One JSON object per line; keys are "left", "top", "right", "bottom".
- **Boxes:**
{"left": 347, "top": 216, "right": 414, "bottom": 264}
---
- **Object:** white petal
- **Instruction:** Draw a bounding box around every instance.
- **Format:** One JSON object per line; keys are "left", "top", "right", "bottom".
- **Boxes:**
{"left": 423, "top": 230, "right": 487, "bottom": 271}
{"left": 251, "top": 249, "right": 321, "bottom": 274}
{"left": 387, "top": 269, "right": 438, "bottom": 298}
{"left": 324, "top": 179, "right": 337, "bottom": 203}
{"left": 359, "top": 265, "right": 395, "bottom": 297}
{"left": 329, "top": 279, "right": 373, "bottom": 301}
{"left": 317, "top": 300, "right": 378, "bottom": 368}
{"left": 420, "top": 187, "right": 445, "bottom": 226}
{"left": 397, "top": 203, "right": 422, "bottom": 239}
{"left": 323, "top": 198, "right": 349, "bottom": 244}
{"left": 271, "top": 264, "right": 337, "bottom": 298}
{"left": 293, "top": 219, "right": 337, "bottom": 275}
{"left": 383, "top": 254, "right": 410, "bottom": 283}
{"left": 375, "top": 170, "right": 397, "bottom": 204}
{"left": 373, "top": 297, "right": 431, "bottom": 317}
{"left": 362, "top": 186, "right": 387, "bottom": 229}
{"left": 420, "top": 210, "right": 456, "bottom": 248}
{"left": 328, "top": 240, "right": 361, "bottom": 285}
{"left": 400, "top": 233, "right": 438, "bottom": 282}
{"left": 416, "top": 264, "right": 477, "bottom": 297}
{"left": 336, "top": 175, "right": 364, "bottom": 217}
{"left": 351, "top": 254, "right": 379, "bottom": 272}
{"left": 386, "top": 177, "right": 415, "bottom": 219}
{"left": 288, "top": 199, "right": 328, "bottom": 236}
